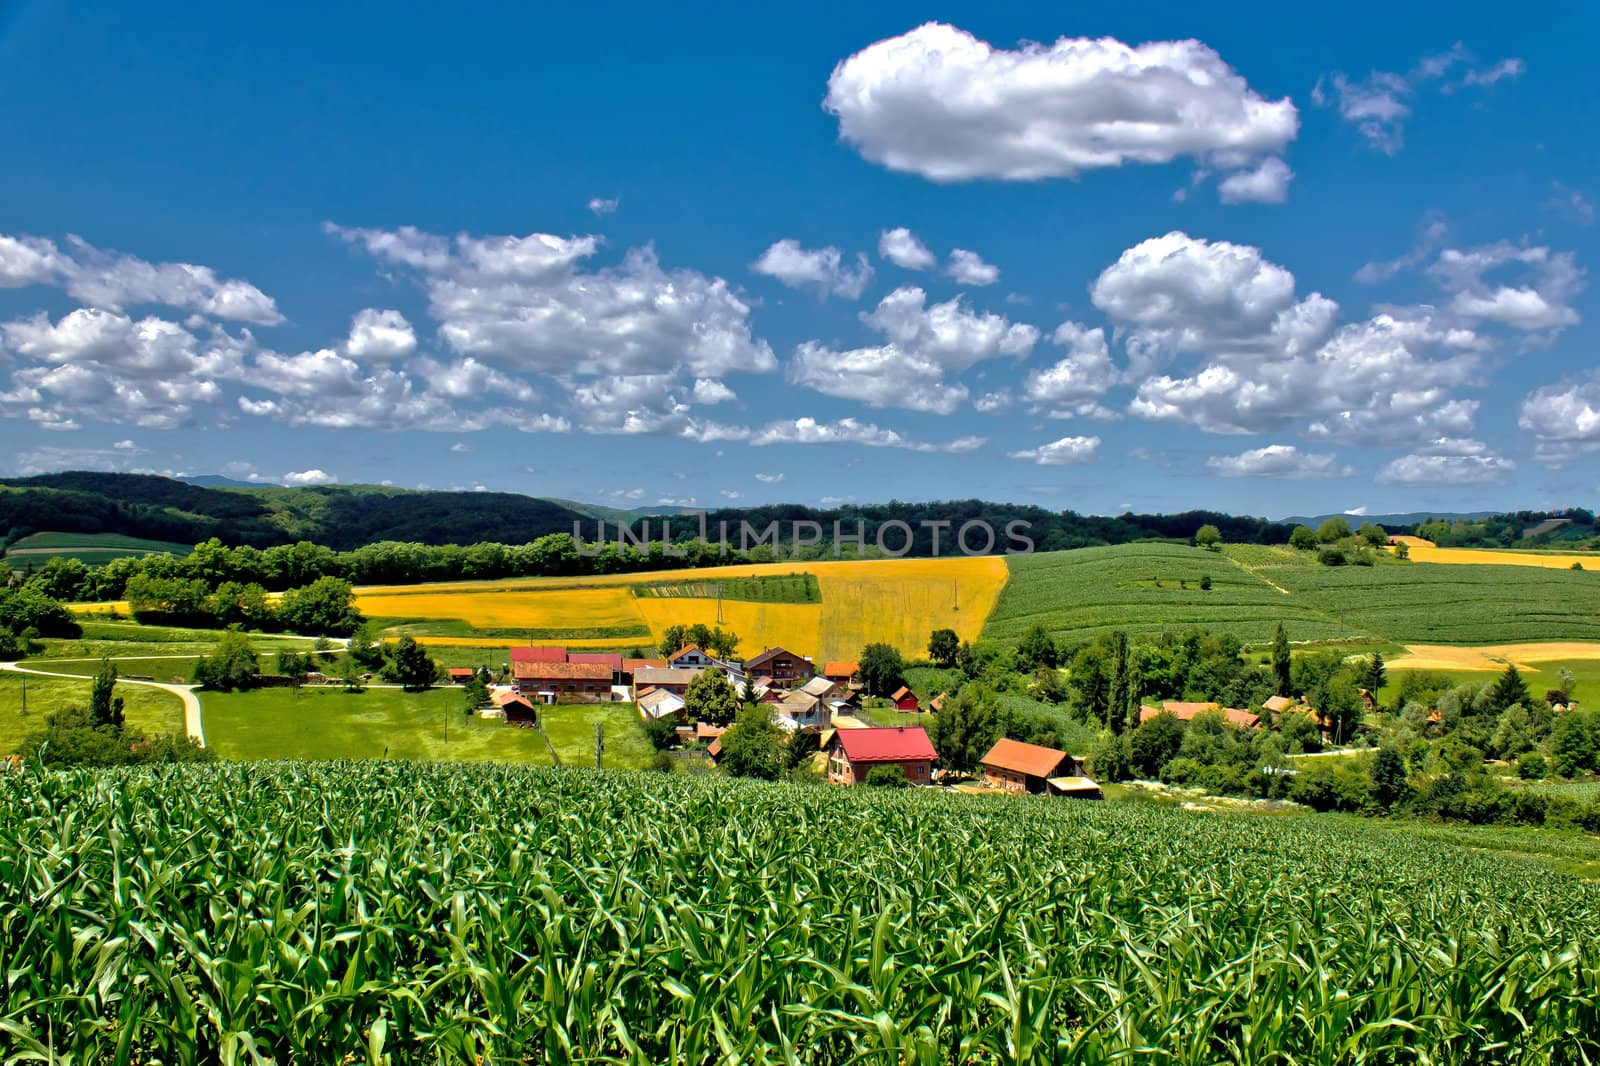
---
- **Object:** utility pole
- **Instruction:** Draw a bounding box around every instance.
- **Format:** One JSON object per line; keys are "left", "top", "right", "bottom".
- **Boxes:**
{"left": 594, "top": 722, "right": 604, "bottom": 769}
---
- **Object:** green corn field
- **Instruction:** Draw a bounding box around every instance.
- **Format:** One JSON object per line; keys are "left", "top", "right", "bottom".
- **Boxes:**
{"left": 3, "top": 762, "right": 1599, "bottom": 1063}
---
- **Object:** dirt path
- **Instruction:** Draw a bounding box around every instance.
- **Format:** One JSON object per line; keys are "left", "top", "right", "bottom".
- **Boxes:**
{"left": 1, "top": 660, "right": 205, "bottom": 747}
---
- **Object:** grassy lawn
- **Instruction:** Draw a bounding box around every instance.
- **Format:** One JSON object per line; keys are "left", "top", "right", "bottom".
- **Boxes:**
{"left": 0, "top": 673, "right": 186, "bottom": 754}
{"left": 202, "top": 686, "right": 655, "bottom": 769}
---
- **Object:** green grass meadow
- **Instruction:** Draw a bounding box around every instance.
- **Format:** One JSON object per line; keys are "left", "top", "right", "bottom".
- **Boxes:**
{"left": 201, "top": 686, "right": 654, "bottom": 769}
{"left": 0, "top": 673, "right": 186, "bottom": 754}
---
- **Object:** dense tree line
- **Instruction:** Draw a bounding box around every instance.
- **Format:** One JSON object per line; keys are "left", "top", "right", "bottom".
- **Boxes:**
{"left": 1413, "top": 509, "right": 1599, "bottom": 549}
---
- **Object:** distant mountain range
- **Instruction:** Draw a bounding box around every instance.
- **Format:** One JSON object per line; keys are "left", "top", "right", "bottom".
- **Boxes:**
{"left": 0, "top": 471, "right": 1577, "bottom": 557}
{"left": 1282, "top": 511, "right": 1500, "bottom": 527}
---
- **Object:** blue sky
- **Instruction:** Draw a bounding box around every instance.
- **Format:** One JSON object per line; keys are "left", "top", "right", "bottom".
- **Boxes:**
{"left": 1, "top": 1, "right": 1596, "bottom": 518}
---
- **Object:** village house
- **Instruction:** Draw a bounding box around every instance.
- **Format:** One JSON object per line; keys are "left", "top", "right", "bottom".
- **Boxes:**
{"left": 800, "top": 675, "right": 841, "bottom": 701}
{"left": 510, "top": 645, "right": 567, "bottom": 667}
{"left": 980, "top": 738, "right": 1088, "bottom": 795}
{"left": 513, "top": 660, "right": 615, "bottom": 703}
{"left": 447, "top": 667, "right": 475, "bottom": 685}
{"left": 1139, "top": 700, "right": 1260, "bottom": 730}
{"left": 569, "top": 652, "right": 625, "bottom": 682}
{"left": 822, "top": 660, "right": 860, "bottom": 687}
{"left": 667, "top": 645, "right": 717, "bottom": 669}
{"left": 890, "top": 686, "right": 921, "bottom": 712}
{"left": 743, "top": 646, "right": 815, "bottom": 687}
{"left": 630, "top": 666, "right": 704, "bottom": 700}
{"left": 494, "top": 690, "right": 538, "bottom": 725}
{"left": 826, "top": 726, "right": 938, "bottom": 786}
{"left": 929, "top": 692, "right": 949, "bottom": 713}
{"left": 637, "top": 687, "right": 687, "bottom": 721}
{"left": 621, "top": 657, "right": 666, "bottom": 686}
{"left": 775, "top": 689, "right": 829, "bottom": 731}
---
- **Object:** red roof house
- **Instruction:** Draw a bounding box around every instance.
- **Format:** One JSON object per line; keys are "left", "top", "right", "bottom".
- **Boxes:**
{"left": 568, "top": 652, "right": 624, "bottom": 674}
{"left": 512, "top": 660, "right": 614, "bottom": 702}
{"left": 493, "top": 690, "right": 538, "bottom": 724}
{"left": 1139, "top": 701, "right": 1261, "bottom": 730}
{"left": 980, "top": 738, "right": 1078, "bottom": 794}
{"left": 826, "top": 726, "right": 938, "bottom": 786}
{"left": 510, "top": 646, "right": 567, "bottom": 665}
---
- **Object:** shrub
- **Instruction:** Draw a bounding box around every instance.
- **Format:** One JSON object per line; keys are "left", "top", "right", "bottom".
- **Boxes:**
{"left": 864, "top": 765, "right": 910, "bottom": 788}
{"left": 1517, "top": 752, "right": 1547, "bottom": 780}
{"left": 1317, "top": 548, "right": 1348, "bottom": 567}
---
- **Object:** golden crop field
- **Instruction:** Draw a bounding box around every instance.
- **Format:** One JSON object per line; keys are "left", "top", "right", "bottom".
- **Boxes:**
{"left": 353, "top": 556, "right": 1008, "bottom": 660}
{"left": 1393, "top": 539, "right": 1597, "bottom": 570}
{"left": 1388, "top": 642, "right": 1600, "bottom": 672}
{"left": 356, "top": 585, "right": 644, "bottom": 632}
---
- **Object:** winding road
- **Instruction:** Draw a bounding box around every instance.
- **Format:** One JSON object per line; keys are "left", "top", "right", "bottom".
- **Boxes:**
{"left": 1, "top": 658, "right": 206, "bottom": 748}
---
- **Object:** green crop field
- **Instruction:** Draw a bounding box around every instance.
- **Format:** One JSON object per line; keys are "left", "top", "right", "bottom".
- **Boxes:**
{"left": 3, "top": 530, "right": 193, "bottom": 565}
{"left": 984, "top": 543, "right": 1347, "bottom": 645}
{"left": 0, "top": 673, "right": 185, "bottom": 753}
{"left": 3, "top": 761, "right": 1596, "bottom": 1062}
{"left": 633, "top": 571, "right": 822, "bottom": 604}
{"left": 201, "top": 686, "right": 654, "bottom": 768}
{"left": 986, "top": 542, "right": 1600, "bottom": 647}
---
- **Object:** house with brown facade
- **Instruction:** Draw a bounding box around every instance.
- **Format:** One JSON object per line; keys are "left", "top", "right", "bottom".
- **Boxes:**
{"left": 826, "top": 727, "right": 937, "bottom": 786}
{"left": 980, "top": 738, "right": 1079, "bottom": 794}
{"left": 512, "top": 660, "right": 615, "bottom": 703}
{"left": 743, "top": 646, "right": 814, "bottom": 686}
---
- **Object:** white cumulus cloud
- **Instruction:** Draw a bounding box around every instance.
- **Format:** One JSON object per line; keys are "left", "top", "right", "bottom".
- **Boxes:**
{"left": 946, "top": 249, "right": 998, "bottom": 286}
{"left": 825, "top": 23, "right": 1297, "bottom": 195}
{"left": 282, "top": 468, "right": 337, "bottom": 486}
{"left": 789, "top": 285, "right": 1038, "bottom": 414}
{"left": 1008, "top": 435, "right": 1101, "bottom": 465}
{"left": 878, "top": 227, "right": 936, "bottom": 270}
{"left": 751, "top": 239, "right": 873, "bottom": 298}
{"left": 345, "top": 308, "right": 417, "bottom": 360}
{"left": 1206, "top": 444, "right": 1352, "bottom": 478}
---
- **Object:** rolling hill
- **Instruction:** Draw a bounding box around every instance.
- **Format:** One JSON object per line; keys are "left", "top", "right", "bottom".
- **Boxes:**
{"left": 982, "top": 542, "right": 1600, "bottom": 647}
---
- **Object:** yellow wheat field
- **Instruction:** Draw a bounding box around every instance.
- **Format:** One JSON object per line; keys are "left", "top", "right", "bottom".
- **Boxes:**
{"left": 1392, "top": 539, "right": 1597, "bottom": 570}
{"left": 1388, "top": 642, "right": 1600, "bottom": 672}
{"left": 353, "top": 556, "right": 1008, "bottom": 660}
{"left": 355, "top": 585, "right": 644, "bottom": 631}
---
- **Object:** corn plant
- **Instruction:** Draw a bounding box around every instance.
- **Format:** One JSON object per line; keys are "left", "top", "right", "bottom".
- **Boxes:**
{"left": 2, "top": 761, "right": 1598, "bottom": 1063}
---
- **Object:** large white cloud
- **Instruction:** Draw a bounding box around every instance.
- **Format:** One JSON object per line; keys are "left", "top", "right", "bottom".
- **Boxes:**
{"left": 1519, "top": 375, "right": 1600, "bottom": 463}
{"left": 825, "top": 23, "right": 1297, "bottom": 196}
{"left": 1095, "top": 232, "right": 1487, "bottom": 445}
{"left": 1206, "top": 444, "right": 1352, "bottom": 478}
{"left": 751, "top": 239, "right": 873, "bottom": 298}
{"left": 1376, "top": 438, "right": 1513, "bottom": 484}
{"left": 1022, "top": 323, "right": 1118, "bottom": 413}
{"left": 1429, "top": 243, "right": 1582, "bottom": 332}
{"left": 327, "top": 222, "right": 775, "bottom": 379}
{"left": 788, "top": 285, "right": 1039, "bottom": 413}
{"left": 0, "top": 231, "right": 281, "bottom": 324}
